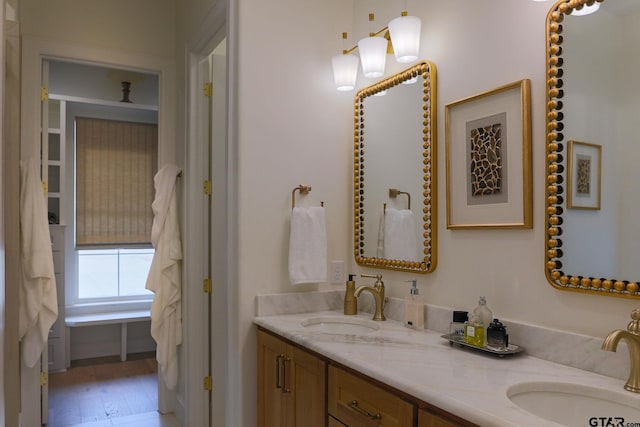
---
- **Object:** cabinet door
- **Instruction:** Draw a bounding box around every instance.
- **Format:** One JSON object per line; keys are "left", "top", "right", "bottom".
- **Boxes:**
{"left": 328, "top": 365, "right": 415, "bottom": 427}
{"left": 289, "top": 345, "right": 326, "bottom": 427}
{"left": 257, "top": 330, "right": 288, "bottom": 427}
{"left": 418, "top": 408, "right": 470, "bottom": 427}
{"left": 258, "top": 329, "right": 327, "bottom": 427}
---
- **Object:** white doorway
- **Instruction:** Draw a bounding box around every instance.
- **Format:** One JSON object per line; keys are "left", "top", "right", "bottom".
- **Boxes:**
{"left": 19, "top": 38, "right": 178, "bottom": 427}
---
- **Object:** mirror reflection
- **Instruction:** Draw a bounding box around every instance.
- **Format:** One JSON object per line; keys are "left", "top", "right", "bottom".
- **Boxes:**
{"left": 354, "top": 61, "right": 437, "bottom": 273}
{"left": 545, "top": 0, "right": 640, "bottom": 298}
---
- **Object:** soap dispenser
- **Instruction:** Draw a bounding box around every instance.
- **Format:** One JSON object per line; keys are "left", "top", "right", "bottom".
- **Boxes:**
{"left": 404, "top": 280, "right": 424, "bottom": 330}
{"left": 344, "top": 274, "right": 357, "bottom": 315}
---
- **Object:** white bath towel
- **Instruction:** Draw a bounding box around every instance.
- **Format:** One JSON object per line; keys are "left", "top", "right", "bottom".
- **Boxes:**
{"left": 384, "top": 208, "right": 420, "bottom": 262}
{"left": 19, "top": 158, "right": 58, "bottom": 368}
{"left": 288, "top": 206, "right": 328, "bottom": 285}
{"left": 146, "top": 164, "right": 182, "bottom": 389}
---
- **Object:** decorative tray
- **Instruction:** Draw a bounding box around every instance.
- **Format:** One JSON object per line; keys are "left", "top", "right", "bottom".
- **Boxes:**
{"left": 441, "top": 334, "right": 524, "bottom": 357}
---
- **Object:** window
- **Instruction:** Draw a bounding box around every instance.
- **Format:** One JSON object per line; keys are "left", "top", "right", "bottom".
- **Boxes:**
{"left": 78, "top": 248, "right": 154, "bottom": 299}
{"left": 75, "top": 117, "right": 158, "bottom": 301}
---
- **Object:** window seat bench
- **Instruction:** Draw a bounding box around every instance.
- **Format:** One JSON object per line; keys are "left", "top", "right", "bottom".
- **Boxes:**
{"left": 65, "top": 310, "right": 152, "bottom": 362}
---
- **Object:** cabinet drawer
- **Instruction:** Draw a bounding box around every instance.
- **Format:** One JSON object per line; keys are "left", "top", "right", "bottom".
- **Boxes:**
{"left": 49, "top": 310, "right": 65, "bottom": 339}
{"left": 54, "top": 272, "right": 64, "bottom": 300}
{"left": 49, "top": 226, "right": 65, "bottom": 252}
{"left": 328, "top": 365, "right": 415, "bottom": 427}
{"left": 52, "top": 251, "right": 64, "bottom": 271}
{"left": 48, "top": 337, "right": 66, "bottom": 372}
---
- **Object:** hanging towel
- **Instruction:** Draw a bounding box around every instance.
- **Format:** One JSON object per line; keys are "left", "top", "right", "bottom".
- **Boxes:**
{"left": 146, "top": 164, "right": 182, "bottom": 390}
{"left": 383, "top": 208, "right": 420, "bottom": 262}
{"left": 288, "top": 206, "right": 328, "bottom": 285}
{"left": 19, "top": 158, "right": 58, "bottom": 368}
{"left": 376, "top": 210, "right": 385, "bottom": 258}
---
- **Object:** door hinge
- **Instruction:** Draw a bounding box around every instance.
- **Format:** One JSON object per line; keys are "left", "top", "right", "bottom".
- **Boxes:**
{"left": 203, "top": 278, "right": 212, "bottom": 294}
{"left": 40, "top": 371, "right": 48, "bottom": 387}
{"left": 204, "top": 375, "right": 213, "bottom": 391}
{"left": 204, "top": 82, "right": 213, "bottom": 98}
{"left": 41, "top": 87, "right": 49, "bottom": 101}
{"left": 203, "top": 180, "right": 212, "bottom": 196}
{"left": 42, "top": 181, "right": 48, "bottom": 194}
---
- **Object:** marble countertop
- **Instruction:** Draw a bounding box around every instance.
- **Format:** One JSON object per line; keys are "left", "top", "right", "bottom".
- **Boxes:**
{"left": 254, "top": 310, "right": 640, "bottom": 427}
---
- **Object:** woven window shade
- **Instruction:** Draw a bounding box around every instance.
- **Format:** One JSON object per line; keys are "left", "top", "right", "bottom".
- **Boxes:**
{"left": 75, "top": 117, "right": 158, "bottom": 247}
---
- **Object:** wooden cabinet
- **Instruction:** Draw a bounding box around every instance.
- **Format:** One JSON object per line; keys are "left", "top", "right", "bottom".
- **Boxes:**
{"left": 418, "top": 408, "right": 464, "bottom": 427}
{"left": 257, "top": 328, "right": 478, "bottom": 427}
{"left": 328, "top": 365, "right": 415, "bottom": 427}
{"left": 257, "top": 329, "right": 326, "bottom": 427}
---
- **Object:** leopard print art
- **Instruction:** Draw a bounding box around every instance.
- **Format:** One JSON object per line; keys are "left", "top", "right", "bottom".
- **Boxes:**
{"left": 470, "top": 123, "right": 503, "bottom": 196}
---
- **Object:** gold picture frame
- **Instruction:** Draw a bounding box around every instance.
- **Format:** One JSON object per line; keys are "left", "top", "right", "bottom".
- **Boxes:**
{"left": 445, "top": 79, "right": 532, "bottom": 229}
{"left": 567, "top": 140, "right": 601, "bottom": 210}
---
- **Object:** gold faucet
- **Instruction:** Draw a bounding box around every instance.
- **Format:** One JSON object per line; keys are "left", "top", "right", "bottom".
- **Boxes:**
{"left": 354, "top": 274, "right": 385, "bottom": 321}
{"left": 602, "top": 308, "right": 640, "bottom": 393}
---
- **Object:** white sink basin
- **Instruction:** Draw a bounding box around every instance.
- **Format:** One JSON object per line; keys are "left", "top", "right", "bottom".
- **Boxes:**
{"left": 507, "top": 381, "right": 640, "bottom": 426}
{"left": 300, "top": 316, "right": 380, "bottom": 334}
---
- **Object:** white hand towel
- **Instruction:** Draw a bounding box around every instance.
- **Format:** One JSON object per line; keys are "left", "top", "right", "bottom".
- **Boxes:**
{"left": 19, "top": 158, "right": 59, "bottom": 368}
{"left": 383, "top": 208, "right": 420, "bottom": 262}
{"left": 146, "top": 164, "right": 182, "bottom": 389}
{"left": 288, "top": 206, "right": 328, "bottom": 285}
{"left": 376, "top": 210, "right": 385, "bottom": 258}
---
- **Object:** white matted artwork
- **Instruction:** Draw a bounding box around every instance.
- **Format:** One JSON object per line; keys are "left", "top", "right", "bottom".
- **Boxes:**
{"left": 567, "top": 140, "right": 601, "bottom": 210}
{"left": 445, "top": 79, "right": 532, "bottom": 229}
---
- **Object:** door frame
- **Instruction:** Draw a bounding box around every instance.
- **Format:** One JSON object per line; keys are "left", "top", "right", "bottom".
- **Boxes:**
{"left": 184, "top": 16, "right": 228, "bottom": 427}
{"left": 19, "top": 37, "right": 177, "bottom": 426}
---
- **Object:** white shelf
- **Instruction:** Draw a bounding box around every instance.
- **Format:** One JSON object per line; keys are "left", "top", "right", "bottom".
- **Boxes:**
{"left": 49, "top": 93, "right": 158, "bottom": 111}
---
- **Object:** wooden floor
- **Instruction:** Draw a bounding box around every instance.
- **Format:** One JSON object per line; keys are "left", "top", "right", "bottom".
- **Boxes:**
{"left": 46, "top": 353, "right": 164, "bottom": 427}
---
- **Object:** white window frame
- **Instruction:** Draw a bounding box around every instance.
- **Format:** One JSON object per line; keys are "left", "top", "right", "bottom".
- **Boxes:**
{"left": 75, "top": 247, "right": 155, "bottom": 304}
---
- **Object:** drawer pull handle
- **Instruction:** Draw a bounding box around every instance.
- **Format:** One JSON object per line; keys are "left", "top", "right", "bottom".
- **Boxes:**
{"left": 349, "top": 400, "right": 382, "bottom": 420}
{"left": 282, "top": 356, "right": 292, "bottom": 393}
{"left": 275, "top": 354, "right": 285, "bottom": 389}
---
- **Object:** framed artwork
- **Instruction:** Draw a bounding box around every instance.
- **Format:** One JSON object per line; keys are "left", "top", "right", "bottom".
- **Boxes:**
{"left": 445, "top": 79, "right": 532, "bottom": 229}
{"left": 567, "top": 140, "right": 601, "bottom": 210}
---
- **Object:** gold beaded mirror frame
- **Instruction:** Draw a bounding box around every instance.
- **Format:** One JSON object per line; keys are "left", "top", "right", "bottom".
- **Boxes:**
{"left": 544, "top": 0, "right": 640, "bottom": 298}
{"left": 354, "top": 61, "right": 437, "bottom": 273}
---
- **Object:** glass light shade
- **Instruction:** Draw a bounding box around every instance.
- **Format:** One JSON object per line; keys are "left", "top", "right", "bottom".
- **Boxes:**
{"left": 357, "top": 36, "right": 388, "bottom": 78}
{"left": 388, "top": 15, "right": 422, "bottom": 63}
{"left": 331, "top": 53, "right": 359, "bottom": 91}
{"left": 571, "top": 3, "right": 599, "bottom": 16}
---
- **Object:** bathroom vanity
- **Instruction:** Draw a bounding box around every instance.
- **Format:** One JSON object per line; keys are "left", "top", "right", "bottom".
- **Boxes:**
{"left": 257, "top": 327, "right": 470, "bottom": 427}
{"left": 255, "top": 307, "right": 640, "bottom": 427}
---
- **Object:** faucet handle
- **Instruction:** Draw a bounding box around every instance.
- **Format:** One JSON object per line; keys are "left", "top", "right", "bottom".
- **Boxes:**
{"left": 361, "top": 273, "right": 383, "bottom": 287}
{"left": 628, "top": 309, "right": 640, "bottom": 335}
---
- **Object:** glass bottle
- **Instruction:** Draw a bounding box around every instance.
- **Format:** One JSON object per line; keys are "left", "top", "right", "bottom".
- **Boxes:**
{"left": 472, "top": 296, "right": 492, "bottom": 346}
{"left": 463, "top": 313, "right": 484, "bottom": 347}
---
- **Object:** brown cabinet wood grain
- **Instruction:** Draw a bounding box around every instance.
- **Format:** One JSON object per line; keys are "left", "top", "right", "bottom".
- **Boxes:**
{"left": 418, "top": 408, "right": 464, "bottom": 427}
{"left": 328, "top": 365, "right": 415, "bottom": 427}
{"left": 257, "top": 329, "right": 326, "bottom": 427}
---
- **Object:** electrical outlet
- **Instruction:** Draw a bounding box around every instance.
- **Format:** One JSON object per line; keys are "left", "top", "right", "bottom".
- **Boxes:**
{"left": 330, "top": 260, "right": 345, "bottom": 284}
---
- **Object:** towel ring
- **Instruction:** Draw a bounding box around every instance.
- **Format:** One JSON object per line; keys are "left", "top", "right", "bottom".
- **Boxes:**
{"left": 292, "top": 184, "right": 324, "bottom": 210}
{"left": 388, "top": 188, "right": 411, "bottom": 210}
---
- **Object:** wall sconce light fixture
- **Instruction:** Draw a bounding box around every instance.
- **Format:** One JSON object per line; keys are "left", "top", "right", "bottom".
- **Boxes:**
{"left": 332, "top": 11, "right": 422, "bottom": 91}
